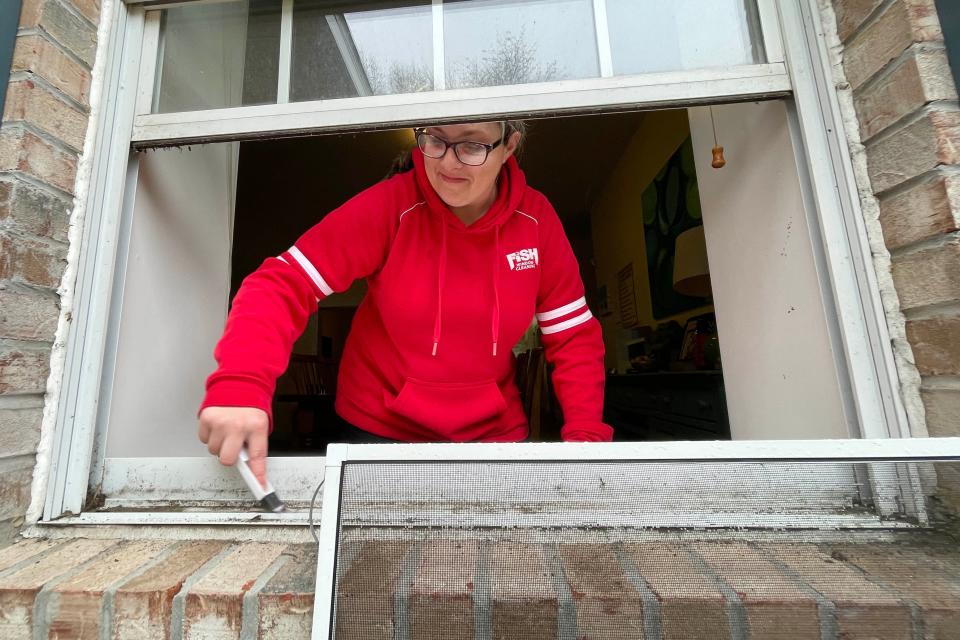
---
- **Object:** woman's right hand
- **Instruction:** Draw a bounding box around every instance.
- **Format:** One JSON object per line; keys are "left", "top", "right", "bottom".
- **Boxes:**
{"left": 198, "top": 406, "right": 270, "bottom": 488}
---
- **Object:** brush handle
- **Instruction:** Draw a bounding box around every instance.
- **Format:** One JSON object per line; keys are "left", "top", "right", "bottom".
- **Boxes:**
{"left": 237, "top": 448, "right": 286, "bottom": 512}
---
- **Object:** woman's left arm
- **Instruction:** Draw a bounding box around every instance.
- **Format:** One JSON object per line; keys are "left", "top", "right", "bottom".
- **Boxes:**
{"left": 535, "top": 205, "right": 613, "bottom": 442}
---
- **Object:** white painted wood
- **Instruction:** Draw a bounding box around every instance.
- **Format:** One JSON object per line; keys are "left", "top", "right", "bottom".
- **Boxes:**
{"left": 689, "top": 101, "right": 849, "bottom": 440}
{"left": 43, "top": 7, "right": 146, "bottom": 521}
{"left": 131, "top": 63, "right": 790, "bottom": 145}
{"left": 592, "top": 0, "right": 613, "bottom": 78}
{"left": 331, "top": 438, "right": 960, "bottom": 463}
{"left": 277, "top": 0, "right": 293, "bottom": 104}
{"left": 97, "top": 440, "right": 960, "bottom": 502}
{"left": 101, "top": 456, "right": 328, "bottom": 502}
{"left": 135, "top": 12, "right": 161, "bottom": 115}
{"left": 756, "top": 0, "right": 784, "bottom": 63}
{"left": 779, "top": 0, "right": 910, "bottom": 440}
{"left": 312, "top": 449, "right": 343, "bottom": 640}
{"left": 43, "top": 510, "right": 915, "bottom": 530}
{"left": 432, "top": 0, "right": 445, "bottom": 91}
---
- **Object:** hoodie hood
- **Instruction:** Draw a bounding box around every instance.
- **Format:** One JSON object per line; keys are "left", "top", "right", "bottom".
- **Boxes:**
{"left": 411, "top": 147, "right": 528, "bottom": 232}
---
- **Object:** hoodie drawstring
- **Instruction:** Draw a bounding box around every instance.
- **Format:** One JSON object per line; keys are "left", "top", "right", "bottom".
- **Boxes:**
{"left": 432, "top": 220, "right": 447, "bottom": 356}
{"left": 431, "top": 221, "right": 502, "bottom": 359}
{"left": 492, "top": 226, "right": 501, "bottom": 357}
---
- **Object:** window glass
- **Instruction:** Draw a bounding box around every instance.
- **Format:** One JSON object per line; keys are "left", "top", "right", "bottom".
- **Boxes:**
{"left": 155, "top": 0, "right": 282, "bottom": 113}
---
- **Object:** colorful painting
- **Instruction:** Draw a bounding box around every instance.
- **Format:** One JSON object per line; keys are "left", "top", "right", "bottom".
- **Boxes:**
{"left": 642, "top": 136, "right": 706, "bottom": 319}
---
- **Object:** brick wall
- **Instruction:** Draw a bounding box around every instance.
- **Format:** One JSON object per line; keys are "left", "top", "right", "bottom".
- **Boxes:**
{"left": 819, "top": 0, "right": 960, "bottom": 515}
{"left": 0, "top": 0, "right": 100, "bottom": 546}
{"left": 0, "top": 537, "right": 958, "bottom": 639}
{"left": 826, "top": 0, "right": 960, "bottom": 443}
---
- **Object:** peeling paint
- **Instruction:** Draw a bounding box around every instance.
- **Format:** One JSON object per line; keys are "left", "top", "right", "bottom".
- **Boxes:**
{"left": 27, "top": 0, "right": 120, "bottom": 525}
{"left": 817, "top": 0, "right": 929, "bottom": 438}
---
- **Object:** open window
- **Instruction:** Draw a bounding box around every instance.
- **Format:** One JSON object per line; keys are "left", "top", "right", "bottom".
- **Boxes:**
{"left": 42, "top": 0, "right": 927, "bottom": 521}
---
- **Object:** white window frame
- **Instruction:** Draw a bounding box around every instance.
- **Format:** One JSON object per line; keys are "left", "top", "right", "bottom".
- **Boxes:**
{"left": 38, "top": 0, "right": 918, "bottom": 523}
{"left": 309, "top": 438, "right": 960, "bottom": 638}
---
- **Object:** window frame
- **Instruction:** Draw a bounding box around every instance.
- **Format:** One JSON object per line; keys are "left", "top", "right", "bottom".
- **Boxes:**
{"left": 37, "top": 0, "right": 913, "bottom": 522}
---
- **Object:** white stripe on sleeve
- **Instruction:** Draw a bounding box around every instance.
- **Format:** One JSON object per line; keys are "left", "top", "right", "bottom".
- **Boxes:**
{"left": 536, "top": 296, "right": 587, "bottom": 322}
{"left": 539, "top": 309, "right": 593, "bottom": 335}
{"left": 287, "top": 246, "right": 334, "bottom": 297}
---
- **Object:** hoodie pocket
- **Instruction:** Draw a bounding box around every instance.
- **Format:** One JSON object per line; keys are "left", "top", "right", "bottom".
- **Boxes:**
{"left": 385, "top": 378, "right": 507, "bottom": 439}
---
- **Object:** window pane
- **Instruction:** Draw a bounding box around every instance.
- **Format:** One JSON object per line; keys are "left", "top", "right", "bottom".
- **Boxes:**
{"left": 291, "top": 1, "right": 433, "bottom": 101}
{"left": 443, "top": 0, "right": 599, "bottom": 90}
{"left": 155, "top": 0, "right": 281, "bottom": 114}
{"left": 606, "top": 0, "right": 765, "bottom": 76}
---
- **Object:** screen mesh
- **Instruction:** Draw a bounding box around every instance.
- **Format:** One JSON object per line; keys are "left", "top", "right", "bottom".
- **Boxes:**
{"left": 325, "top": 460, "right": 960, "bottom": 639}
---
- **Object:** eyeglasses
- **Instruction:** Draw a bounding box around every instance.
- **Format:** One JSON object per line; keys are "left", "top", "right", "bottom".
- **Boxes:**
{"left": 415, "top": 128, "right": 503, "bottom": 166}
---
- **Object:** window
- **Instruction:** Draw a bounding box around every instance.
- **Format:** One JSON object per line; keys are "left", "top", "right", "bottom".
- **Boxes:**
{"left": 41, "top": 0, "right": 920, "bottom": 522}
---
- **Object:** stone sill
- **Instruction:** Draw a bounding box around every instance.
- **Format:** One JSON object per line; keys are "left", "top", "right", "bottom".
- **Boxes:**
{"left": 1, "top": 532, "right": 958, "bottom": 639}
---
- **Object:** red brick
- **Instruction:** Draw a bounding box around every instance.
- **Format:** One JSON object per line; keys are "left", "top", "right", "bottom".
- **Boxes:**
{"left": 906, "top": 317, "right": 960, "bottom": 375}
{"left": 0, "top": 128, "right": 78, "bottom": 195}
{"left": 692, "top": 542, "right": 820, "bottom": 640}
{"left": 182, "top": 542, "right": 287, "bottom": 640}
{"left": 824, "top": 543, "right": 960, "bottom": 639}
{"left": 834, "top": 0, "right": 886, "bottom": 41}
{"left": 0, "top": 287, "right": 59, "bottom": 343}
{"left": 878, "top": 172, "right": 960, "bottom": 250}
{"left": 63, "top": 0, "right": 100, "bottom": 24}
{"left": 625, "top": 543, "right": 730, "bottom": 639}
{"left": 0, "top": 344, "right": 51, "bottom": 395}
{"left": 0, "top": 460, "right": 34, "bottom": 535}
{"left": 891, "top": 239, "right": 960, "bottom": 309}
{"left": 0, "top": 232, "right": 68, "bottom": 289}
{"left": 409, "top": 539, "right": 477, "bottom": 640}
{"left": 113, "top": 540, "right": 228, "bottom": 640}
{"left": 866, "top": 109, "right": 960, "bottom": 194}
{"left": 11, "top": 34, "right": 91, "bottom": 106}
{"left": 762, "top": 543, "right": 913, "bottom": 639}
{"left": 854, "top": 46, "right": 957, "bottom": 140}
{"left": 334, "top": 541, "right": 411, "bottom": 640}
{"left": 18, "top": 0, "right": 98, "bottom": 67}
{"left": 3, "top": 80, "right": 88, "bottom": 151}
{"left": 256, "top": 544, "right": 315, "bottom": 640}
{"left": 922, "top": 388, "right": 960, "bottom": 437}
{"left": 559, "top": 544, "right": 644, "bottom": 639}
{"left": 0, "top": 177, "right": 72, "bottom": 243}
{"left": 0, "top": 538, "right": 61, "bottom": 573}
{"left": 46, "top": 540, "right": 172, "bottom": 640}
{"left": 843, "top": 0, "right": 943, "bottom": 89}
{"left": 0, "top": 404, "right": 43, "bottom": 457}
{"left": 933, "top": 460, "right": 960, "bottom": 515}
{"left": 488, "top": 542, "right": 557, "bottom": 640}
{"left": 0, "top": 538, "right": 117, "bottom": 639}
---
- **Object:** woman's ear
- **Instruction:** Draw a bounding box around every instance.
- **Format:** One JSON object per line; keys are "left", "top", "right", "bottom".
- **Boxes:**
{"left": 502, "top": 131, "right": 522, "bottom": 162}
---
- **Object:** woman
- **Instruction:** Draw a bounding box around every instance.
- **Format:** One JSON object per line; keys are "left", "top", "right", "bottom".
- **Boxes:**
{"left": 199, "top": 121, "right": 612, "bottom": 486}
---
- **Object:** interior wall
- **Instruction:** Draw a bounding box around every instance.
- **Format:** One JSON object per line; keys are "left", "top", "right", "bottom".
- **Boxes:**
{"left": 590, "top": 110, "right": 713, "bottom": 373}
{"left": 689, "top": 102, "right": 848, "bottom": 440}
{"left": 105, "top": 144, "right": 239, "bottom": 457}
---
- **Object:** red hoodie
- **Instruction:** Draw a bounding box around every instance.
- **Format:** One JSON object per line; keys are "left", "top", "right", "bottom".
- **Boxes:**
{"left": 201, "top": 149, "right": 612, "bottom": 442}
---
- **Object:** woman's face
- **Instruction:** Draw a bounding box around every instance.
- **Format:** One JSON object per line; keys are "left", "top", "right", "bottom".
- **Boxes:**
{"left": 421, "top": 123, "right": 520, "bottom": 215}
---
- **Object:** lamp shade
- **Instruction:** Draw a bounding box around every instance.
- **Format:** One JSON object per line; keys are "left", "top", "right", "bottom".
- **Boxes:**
{"left": 673, "top": 225, "right": 711, "bottom": 297}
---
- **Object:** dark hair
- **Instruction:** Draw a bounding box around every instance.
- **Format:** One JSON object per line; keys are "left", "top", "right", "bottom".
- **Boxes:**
{"left": 384, "top": 120, "right": 528, "bottom": 180}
